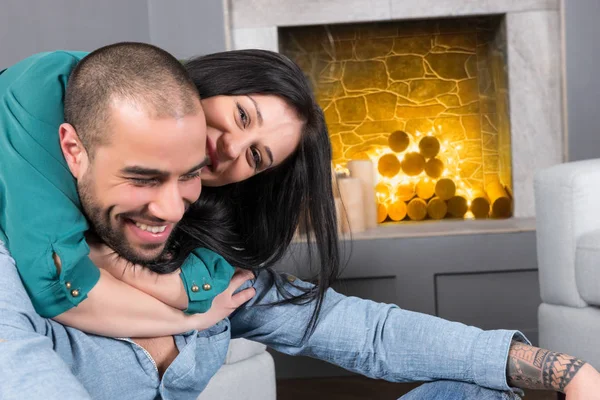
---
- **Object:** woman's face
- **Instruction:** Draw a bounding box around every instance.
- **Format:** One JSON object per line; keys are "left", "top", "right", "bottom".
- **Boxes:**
{"left": 200, "top": 94, "right": 303, "bottom": 187}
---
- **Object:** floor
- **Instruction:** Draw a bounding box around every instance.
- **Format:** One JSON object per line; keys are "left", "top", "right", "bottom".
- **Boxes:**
{"left": 277, "top": 377, "right": 559, "bottom": 400}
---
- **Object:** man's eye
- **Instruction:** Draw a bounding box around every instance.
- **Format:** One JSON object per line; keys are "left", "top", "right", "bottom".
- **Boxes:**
{"left": 130, "top": 178, "right": 158, "bottom": 186}
{"left": 180, "top": 172, "right": 201, "bottom": 181}
{"left": 237, "top": 103, "right": 248, "bottom": 127}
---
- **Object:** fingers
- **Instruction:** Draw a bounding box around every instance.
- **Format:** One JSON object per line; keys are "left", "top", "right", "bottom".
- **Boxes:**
{"left": 230, "top": 287, "right": 256, "bottom": 307}
{"left": 226, "top": 269, "right": 255, "bottom": 293}
{"left": 225, "top": 269, "right": 256, "bottom": 307}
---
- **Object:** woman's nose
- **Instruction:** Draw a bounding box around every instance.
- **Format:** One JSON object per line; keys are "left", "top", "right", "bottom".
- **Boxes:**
{"left": 219, "top": 133, "right": 248, "bottom": 161}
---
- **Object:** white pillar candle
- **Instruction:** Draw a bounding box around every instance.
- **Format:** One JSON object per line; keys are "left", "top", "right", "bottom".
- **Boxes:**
{"left": 347, "top": 159, "right": 377, "bottom": 229}
{"left": 337, "top": 177, "right": 366, "bottom": 233}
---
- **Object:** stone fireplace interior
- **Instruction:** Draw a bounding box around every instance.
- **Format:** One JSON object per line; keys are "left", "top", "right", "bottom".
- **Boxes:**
{"left": 280, "top": 16, "right": 513, "bottom": 222}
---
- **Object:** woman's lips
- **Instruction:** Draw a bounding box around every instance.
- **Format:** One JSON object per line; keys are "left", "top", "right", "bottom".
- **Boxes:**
{"left": 206, "top": 137, "right": 219, "bottom": 172}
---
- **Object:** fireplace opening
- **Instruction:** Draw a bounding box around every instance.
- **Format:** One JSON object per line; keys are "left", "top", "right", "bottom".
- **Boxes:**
{"left": 280, "top": 16, "right": 513, "bottom": 225}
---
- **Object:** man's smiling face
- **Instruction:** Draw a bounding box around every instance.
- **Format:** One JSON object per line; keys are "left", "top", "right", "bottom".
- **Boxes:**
{"left": 76, "top": 99, "right": 208, "bottom": 264}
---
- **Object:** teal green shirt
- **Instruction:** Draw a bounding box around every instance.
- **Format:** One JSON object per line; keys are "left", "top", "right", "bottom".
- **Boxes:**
{"left": 0, "top": 51, "right": 234, "bottom": 318}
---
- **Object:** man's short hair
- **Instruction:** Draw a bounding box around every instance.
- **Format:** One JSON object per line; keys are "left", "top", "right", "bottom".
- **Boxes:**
{"left": 64, "top": 42, "right": 200, "bottom": 153}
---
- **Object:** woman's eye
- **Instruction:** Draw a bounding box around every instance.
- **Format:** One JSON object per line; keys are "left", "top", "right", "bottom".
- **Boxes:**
{"left": 237, "top": 103, "right": 248, "bottom": 127}
{"left": 251, "top": 147, "right": 262, "bottom": 170}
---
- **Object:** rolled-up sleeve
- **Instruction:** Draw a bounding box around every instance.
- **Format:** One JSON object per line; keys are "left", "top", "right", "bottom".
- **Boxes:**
{"left": 0, "top": 242, "right": 91, "bottom": 399}
{"left": 230, "top": 272, "right": 529, "bottom": 392}
{"left": 180, "top": 248, "right": 235, "bottom": 314}
{"left": 0, "top": 51, "right": 99, "bottom": 318}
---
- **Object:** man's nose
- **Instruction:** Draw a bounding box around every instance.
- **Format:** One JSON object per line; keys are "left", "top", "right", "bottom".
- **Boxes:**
{"left": 148, "top": 182, "right": 187, "bottom": 223}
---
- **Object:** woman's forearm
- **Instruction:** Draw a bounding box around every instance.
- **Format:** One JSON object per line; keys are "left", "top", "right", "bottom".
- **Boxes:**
{"left": 102, "top": 263, "right": 188, "bottom": 310}
{"left": 53, "top": 269, "right": 195, "bottom": 337}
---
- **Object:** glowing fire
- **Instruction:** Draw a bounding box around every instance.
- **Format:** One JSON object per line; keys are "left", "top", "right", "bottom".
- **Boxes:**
{"left": 336, "top": 127, "right": 474, "bottom": 208}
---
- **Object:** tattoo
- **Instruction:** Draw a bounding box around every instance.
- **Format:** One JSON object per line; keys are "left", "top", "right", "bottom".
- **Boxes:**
{"left": 507, "top": 341, "right": 585, "bottom": 392}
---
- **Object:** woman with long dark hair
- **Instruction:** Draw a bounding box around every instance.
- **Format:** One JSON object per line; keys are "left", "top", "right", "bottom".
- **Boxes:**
{"left": 175, "top": 50, "right": 341, "bottom": 333}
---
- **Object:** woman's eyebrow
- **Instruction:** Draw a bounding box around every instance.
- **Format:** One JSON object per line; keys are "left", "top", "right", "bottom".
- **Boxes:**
{"left": 246, "top": 95, "right": 263, "bottom": 126}
{"left": 265, "top": 147, "right": 274, "bottom": 167}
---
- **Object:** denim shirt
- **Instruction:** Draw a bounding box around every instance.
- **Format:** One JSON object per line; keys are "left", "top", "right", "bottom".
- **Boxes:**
{"left": 0, "top": 242, "right": 527, "bottom": 399}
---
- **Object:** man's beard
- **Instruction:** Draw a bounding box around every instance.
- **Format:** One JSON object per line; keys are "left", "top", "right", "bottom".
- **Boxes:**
{"left": 77, "top": 175, "right": 171, "bottom": 266}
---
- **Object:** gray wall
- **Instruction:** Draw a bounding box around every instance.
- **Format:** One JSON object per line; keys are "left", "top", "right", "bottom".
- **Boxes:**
{"left": 564, "top": 0, "right": 600, "bottom": 161}
{"left": 0, "top": 0, "right": 227, "bottom": 68}
{"left": 148, "top": 0, "right": 227, "bottom": 59}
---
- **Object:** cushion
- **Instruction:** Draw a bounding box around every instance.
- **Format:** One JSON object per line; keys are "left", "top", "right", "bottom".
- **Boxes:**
{"left": 576, "top": 229, "right": 600, "bottom": 306}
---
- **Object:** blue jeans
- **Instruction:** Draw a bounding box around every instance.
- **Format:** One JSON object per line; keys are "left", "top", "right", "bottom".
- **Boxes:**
{"left": 402, "top": 381, "right": 522, "bottom": 399}
{"left": 0, "top": 242, "right": 525, "bottom": 399}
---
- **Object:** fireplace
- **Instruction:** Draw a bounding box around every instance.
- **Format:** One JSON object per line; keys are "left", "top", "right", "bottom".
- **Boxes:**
{"left": 226, "top": 0, "right": 563, "bottom": 380}
{"left": 228, "top": 0, "right": 563, "bottom": 225}
{"left": 279, "top": 16, "right": 513, "bottom": 223}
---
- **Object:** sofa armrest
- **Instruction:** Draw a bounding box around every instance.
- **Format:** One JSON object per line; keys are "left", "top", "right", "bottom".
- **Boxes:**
{"left": 535, "top": 158, "right": 600, "bottom": 307}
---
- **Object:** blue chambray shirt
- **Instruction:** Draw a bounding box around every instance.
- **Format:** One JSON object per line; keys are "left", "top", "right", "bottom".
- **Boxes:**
{"left": 0, "top": 242, "right": 527, "bottom": 399}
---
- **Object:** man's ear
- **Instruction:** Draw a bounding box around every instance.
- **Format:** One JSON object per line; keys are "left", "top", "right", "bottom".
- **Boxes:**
{"left": 59, "top": 123, "right": 89, "bottom": 179}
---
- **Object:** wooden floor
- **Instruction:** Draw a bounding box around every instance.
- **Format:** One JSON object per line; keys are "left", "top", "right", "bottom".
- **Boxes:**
{"left": 277, "top": 377, "right": 559, "bottom": 400}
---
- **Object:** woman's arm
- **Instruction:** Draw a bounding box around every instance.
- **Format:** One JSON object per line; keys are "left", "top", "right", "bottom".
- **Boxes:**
{"left": 52, "top": 268, "right": 198, "bottom": 337}
{"left": 87, "top": 242, "right": 242, "bottom": 315}
{"left": 52, "top": 251, "right": 255, "bottom": 338}
{"left": 85, "top": 242, "right": 189, "bottom": 310}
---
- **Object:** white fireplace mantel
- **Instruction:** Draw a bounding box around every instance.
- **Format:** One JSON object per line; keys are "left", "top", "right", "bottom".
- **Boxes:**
{"left": 227, "top": 0, "right": 564, "bottom": 219}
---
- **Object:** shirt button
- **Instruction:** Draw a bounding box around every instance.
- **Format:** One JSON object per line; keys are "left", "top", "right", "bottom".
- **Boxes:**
{"left": 191, "top": 284, "right": 199, "bottom": 293}
{"left": 65, "top": 282, "right": 72, "bottom": 289}
{"left": 71, "top": 289, "right": 80, "bottom": 297}
{"left": 202, "top": 283, "right": 212, "bottom": 291}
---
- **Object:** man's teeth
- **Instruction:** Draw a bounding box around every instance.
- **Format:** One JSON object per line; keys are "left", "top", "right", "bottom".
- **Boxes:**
{"left": 134, "top": 222, "right": 167, "bottom": 234}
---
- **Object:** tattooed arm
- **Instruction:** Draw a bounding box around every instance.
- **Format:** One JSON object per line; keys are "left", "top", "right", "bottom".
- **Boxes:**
{"left": 507, "top": 341, "right": 600, "bottom": 398}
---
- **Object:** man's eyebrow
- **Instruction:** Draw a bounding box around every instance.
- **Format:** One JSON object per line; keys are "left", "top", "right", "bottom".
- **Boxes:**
{"left": 121, "top": 157, "right": 210, "bottom": 177}
{"left": 246, "top": 95, "right": 263, "bottom": 126}
{"left": 265, "top": 146, "right": 274, "bottom": 168}
{"left": 120, "top": 166, "right": 167, "bottom": 176}
{"left": 185, "top": 156, "right": 210, "bottom": 174}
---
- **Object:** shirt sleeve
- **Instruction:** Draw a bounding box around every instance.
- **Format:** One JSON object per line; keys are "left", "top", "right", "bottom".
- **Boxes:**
{"left": 0, "top": 241, "right": 92, "bottom": 399}
{"left": 0, "top": 51, "right": 99, "bottom": 318}
{"left": 229, "top": 271, "right": 530, "bottom": 392}
{"left": 179, "top": 248, "right": 236, "bottom": 314}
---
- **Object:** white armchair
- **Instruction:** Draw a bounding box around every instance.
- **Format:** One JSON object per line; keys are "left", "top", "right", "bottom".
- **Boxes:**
{"left": 535, "top": 158, "right": 600, "bottom": 369}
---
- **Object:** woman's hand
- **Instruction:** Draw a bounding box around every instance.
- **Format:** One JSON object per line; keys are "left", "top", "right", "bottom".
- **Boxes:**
{"left": 87, "top": 239, "right": 132, "bottom": 274}
{"left": 87, "top": 238, "right": 256, "bottom": 325}
{"left": 87, "top": 239, "right": 187, "bottom": 309}
{"left": 190, "top": 268, "right": 256, "bottom": 331}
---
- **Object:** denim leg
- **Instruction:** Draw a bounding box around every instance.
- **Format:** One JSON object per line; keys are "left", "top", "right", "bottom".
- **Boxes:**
{"left": 399, "top": 381, "right": 522, "bottom": 400}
